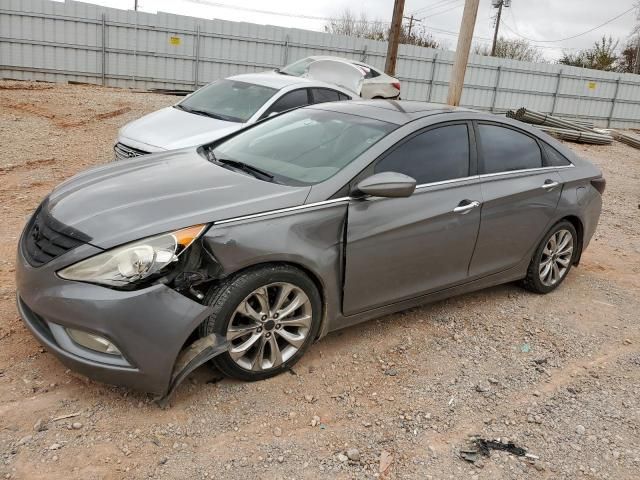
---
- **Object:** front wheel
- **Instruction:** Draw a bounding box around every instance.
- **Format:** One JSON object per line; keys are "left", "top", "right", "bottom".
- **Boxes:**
{"left": 199, "top": 265, "right": 322, "bottom": 381}
{"left": 522, "top": 220, "right": 577, "bottom": 294}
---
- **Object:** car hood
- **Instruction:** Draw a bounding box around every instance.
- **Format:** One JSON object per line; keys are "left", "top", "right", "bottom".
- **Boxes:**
{"left": 46, "top": 149, "right": 311, "bottom": 249}
{"left": 118, "top": 106, "right": 244, "bottom": 151}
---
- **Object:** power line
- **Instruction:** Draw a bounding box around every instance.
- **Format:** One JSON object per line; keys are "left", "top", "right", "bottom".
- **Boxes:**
{"left": 412, "top": 0, "right": 460, "bottom": 16}
{"left": 427, "top": 25, "right": 577, "bottom": 50}
{"left": 423, "top": 1, "right": 465, "bottom": 19}
{"left": 500, "top": 6, "right": 635, "bottom": 43}
{"left": 184, "top": 0, "right": 391, "bottom": 24}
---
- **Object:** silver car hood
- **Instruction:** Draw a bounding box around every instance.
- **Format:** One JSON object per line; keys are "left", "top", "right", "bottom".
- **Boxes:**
{"left": 46, "top": 149, "right": 310, "bottom": 249}
{"left": 118, "top": 106, "right": 243, "bottom": 151}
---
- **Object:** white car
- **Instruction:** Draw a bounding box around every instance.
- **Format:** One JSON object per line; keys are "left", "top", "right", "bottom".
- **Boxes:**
{"left": 278, "top": 56, "right": 401, "bottom": 100}
{"left": 114, "top": 72, "right": 357, "bottom": 159}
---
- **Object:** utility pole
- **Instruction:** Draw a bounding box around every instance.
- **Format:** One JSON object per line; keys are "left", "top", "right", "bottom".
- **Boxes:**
{"left": 134, "top": 0, "right": 138, "bottom": 11}
{"left": 490, "top": 1, "right": 503, "bottom": 56}
{"left": 634, "top": 35, "right": 640, "bottom": 74}
{"left": 447, "top": 0, "right": 480, "bottom": 106}
{"left": 403, "top": 14, "right": 421, "bottom": 37}
{"left": 385, "top": 0, "right": 406, "bottom": 76}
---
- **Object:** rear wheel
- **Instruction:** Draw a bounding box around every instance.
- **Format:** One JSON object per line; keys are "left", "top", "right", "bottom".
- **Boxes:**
{"left": 199, "top": 265, "right": 322, "bottom": 381}
{"left": 522, "top": 220, "right": 577, "bottom": 294}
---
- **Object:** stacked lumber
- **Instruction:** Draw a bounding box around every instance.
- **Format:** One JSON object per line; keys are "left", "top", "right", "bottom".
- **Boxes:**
{"left": 506, "top": 108, "right": 620, "bottom": 146}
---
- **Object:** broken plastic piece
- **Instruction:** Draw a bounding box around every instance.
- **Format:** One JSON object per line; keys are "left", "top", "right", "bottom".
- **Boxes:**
{"left": 460, "top": 438, "right": 534, "bottom": 463}
{"left": 155, "top": 333, "right": 229, "bottom": 408}
{"left": 476, "top": 439, "right": 527, "bottom": 457}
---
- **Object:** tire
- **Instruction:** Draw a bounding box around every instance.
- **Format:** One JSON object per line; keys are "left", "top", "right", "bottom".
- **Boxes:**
{"left": 522, "top": 220, "right": 578, "bottom": 294}
{"left": 198, "top": 265, "right": 322, "bottom": 381}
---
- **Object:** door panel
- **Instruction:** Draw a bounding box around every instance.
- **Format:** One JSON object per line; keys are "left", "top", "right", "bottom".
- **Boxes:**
{"left": 468, "top": 171, "right": 563, "bottom": 277}
{"left": 343, "top": 181, "right": 482, "bottom": 315}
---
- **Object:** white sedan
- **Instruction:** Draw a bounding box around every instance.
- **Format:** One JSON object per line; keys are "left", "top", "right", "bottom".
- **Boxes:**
{"left": 278, "top": 55, "right": 401, "bottom": 100}
{"left": 114, "top": 72, "right": 356, "bottom": 159}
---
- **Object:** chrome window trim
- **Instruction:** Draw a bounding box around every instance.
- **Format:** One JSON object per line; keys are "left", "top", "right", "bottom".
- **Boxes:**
{"left": 213, "top": 197, "right": 351, "bottom": 225}
{"left": 415, "top": 175, "right": 479, "bottom": 190}
{"left": 213, "top": 164, "right": 575, "bottom": 225}
{"left": 479, "top": 164, "right": 574, "bottom": 179}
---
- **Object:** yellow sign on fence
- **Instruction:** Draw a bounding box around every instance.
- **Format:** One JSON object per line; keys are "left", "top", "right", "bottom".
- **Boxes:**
{"left": 587, "top": 81, "right": 597, "bottom": 90}
{"left": 169, "top": 36, "right": 181, "bottom": 46}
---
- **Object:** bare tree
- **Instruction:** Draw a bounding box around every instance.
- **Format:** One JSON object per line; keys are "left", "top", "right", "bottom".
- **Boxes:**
{"left": 324, "top": 9, "right": 386, "bottom": 41}
{"left": 325, "top": 9, "right": 441, "bottom": 48}
{"left": 399, "top": 24, "right": 440, "bottom": 49}
{"left": 473, "top": 37, "right": 544, "bottom": 63}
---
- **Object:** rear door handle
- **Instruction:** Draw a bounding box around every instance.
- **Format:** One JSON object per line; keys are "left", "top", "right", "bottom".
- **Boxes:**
{"left": 541, "top": 180, "right": 560, "bottom": 190}
{"left": 453, "top": 200, "right": 480, "bottom": 214}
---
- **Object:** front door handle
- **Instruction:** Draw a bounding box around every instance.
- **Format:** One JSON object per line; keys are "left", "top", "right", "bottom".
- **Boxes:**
{"left": 453, "top": 200, "right": 480, "bottom": 214}
{"left": 541, "top": 180, "right": 560, "bottom": 190}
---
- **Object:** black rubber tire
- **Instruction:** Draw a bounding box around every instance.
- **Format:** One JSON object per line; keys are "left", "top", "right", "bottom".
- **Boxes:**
{"left": 198, "top": 265, "right": 322, "bottom": 381}
{"left": 521, "top": 220, "right": 578, "bottom": 294}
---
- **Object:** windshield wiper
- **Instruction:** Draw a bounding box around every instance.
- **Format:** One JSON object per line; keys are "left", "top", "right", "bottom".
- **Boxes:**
{"left": 186, "top": 108, "right": 230, "bottom": 121}
{"left": 216, "top": 158, "right": 274, "bottom": 182}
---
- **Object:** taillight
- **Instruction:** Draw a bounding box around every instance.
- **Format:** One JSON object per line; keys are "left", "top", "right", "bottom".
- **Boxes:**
{"left": 392, "top": 82, "right": 401, "bottom": 91}
{"left": 591, "top": 177, "right": 606, "bottom": 195}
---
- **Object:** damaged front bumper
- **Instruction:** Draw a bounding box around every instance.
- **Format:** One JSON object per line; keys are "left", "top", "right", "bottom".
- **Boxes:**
{"left": 16, "top": 240, "right": 228, "bottom": 401}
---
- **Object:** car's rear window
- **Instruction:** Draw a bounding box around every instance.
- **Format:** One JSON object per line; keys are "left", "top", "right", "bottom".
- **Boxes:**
{"left": 179, "top": 80, "right": 277, "bottom": 123}
{"left": 212, "top": 109, "right": 396, "bottom": 185}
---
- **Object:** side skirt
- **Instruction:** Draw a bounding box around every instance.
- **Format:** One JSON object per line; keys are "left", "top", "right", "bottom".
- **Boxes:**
{"left": 328, "top": 257, "right": 529, "bottom": 333}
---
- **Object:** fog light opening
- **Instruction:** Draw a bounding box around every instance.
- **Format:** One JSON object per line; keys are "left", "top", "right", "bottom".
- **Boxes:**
{"left": 66, "top": 328, "right": 122, "bottom": 356}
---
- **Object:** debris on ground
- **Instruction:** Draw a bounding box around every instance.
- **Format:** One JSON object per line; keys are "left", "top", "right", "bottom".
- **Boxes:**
{"left": 460, "top": 437, "right": 538, "bottom": 464}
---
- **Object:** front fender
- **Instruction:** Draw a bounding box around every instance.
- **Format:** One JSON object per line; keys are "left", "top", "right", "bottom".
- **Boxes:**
{"left": 201, "top": 203, "right": 348, "bottom": 338}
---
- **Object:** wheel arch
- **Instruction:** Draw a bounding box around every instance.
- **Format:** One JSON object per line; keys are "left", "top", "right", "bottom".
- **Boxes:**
{"left": 560, "top": 215, "right": 584, "bottom": 265}
{"left": 200, "top": 259, "right": 330, "bottom": 341}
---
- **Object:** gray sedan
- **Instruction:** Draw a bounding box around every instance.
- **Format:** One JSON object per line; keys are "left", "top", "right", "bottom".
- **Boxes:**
{"left": 16, "top": 101, "right": 604, "bottom": 403}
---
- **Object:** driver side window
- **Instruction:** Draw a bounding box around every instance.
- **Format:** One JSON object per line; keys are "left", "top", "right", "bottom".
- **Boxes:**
{"left": 261, "top": 89, "right": 310, "bottom": 119}
{"left": 375, "top": 124, "right": 470, "bottom": 185}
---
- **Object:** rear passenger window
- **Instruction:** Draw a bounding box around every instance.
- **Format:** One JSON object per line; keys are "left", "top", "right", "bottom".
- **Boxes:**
{"left": 311, "top": 88, "right": 341, "bottom": 104}
{"left": 478, "top": 124, "right": 542, "bottom": 174}
{"left": 375, "top": 124, "right": 470, "bottom": 184}
{"left": 338, "top": 92, "right": 351, "bottom": 101}
{"left": 542, "top": 143, "right": 572, "bottom": 167}
{"left": 262, "top": 89, "right": 309, "bottom": 118}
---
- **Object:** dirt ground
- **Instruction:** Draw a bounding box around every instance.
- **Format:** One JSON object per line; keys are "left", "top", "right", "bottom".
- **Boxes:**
{"left": 0, "top": 81, "right": 639, "bottom": 480}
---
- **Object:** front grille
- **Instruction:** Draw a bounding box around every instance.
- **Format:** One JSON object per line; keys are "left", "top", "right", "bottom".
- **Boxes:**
{"left": 22, "top": 202, "right": 91, "bottom": 267}
{"left": 114, "top": 142, "right": 149, "bottom": 160}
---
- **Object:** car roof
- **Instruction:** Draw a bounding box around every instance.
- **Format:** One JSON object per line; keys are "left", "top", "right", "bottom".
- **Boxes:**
{"left": 226, "top": 71, "right": 355, "bottom": 94}
{"left": 308, "top": 100, "right": 475, "bottom": 125}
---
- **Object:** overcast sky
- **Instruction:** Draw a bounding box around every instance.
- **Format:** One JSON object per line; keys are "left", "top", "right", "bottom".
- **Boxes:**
{"left": 65, "top": 0, "right": 638, "bottom": 60}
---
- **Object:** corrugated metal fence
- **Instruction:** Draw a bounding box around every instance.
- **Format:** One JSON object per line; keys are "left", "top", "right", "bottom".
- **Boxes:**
{"left": 2, "top": 0, "right": 640, "bottom": 128}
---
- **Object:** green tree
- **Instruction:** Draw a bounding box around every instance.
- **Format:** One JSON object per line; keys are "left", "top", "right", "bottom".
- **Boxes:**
{"left": 559, "top": 36, "right": 619, "bottom": 71}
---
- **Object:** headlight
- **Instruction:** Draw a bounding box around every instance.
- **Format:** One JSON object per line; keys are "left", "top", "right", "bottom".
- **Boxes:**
{"left": 58, "top": 224, "right": 207, "bottom": 287}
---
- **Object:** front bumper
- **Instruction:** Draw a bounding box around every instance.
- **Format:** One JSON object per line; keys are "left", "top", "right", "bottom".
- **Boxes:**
{"left": 16, "top": 240, "right": 211, "bottom": 396}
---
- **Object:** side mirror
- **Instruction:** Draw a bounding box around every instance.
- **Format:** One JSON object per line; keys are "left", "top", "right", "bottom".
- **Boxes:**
{"left": 354, "top": 172, "right": 417, "bottom": 198}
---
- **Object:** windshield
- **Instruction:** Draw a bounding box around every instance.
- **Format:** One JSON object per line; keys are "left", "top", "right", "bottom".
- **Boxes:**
{"left": 212, "top": 109, "right": 395, "bottom": 185}
{"left": 279, "top": 57, "right": 316, "bottom": 77}
{"left": 178, "top": 80, "right": 277, "bottom": 123}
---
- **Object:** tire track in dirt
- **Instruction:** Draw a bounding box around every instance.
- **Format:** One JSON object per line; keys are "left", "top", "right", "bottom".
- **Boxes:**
{"left": 0, "top": 101, "right": 131, "bottom": 129}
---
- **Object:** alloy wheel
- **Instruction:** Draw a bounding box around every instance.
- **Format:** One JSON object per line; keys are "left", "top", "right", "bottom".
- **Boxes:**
{"left": 539, "top": 229, "right": 573, "bottom": 287}
{"left": 226, "top": 282, "right": 312, "bottom": 371}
